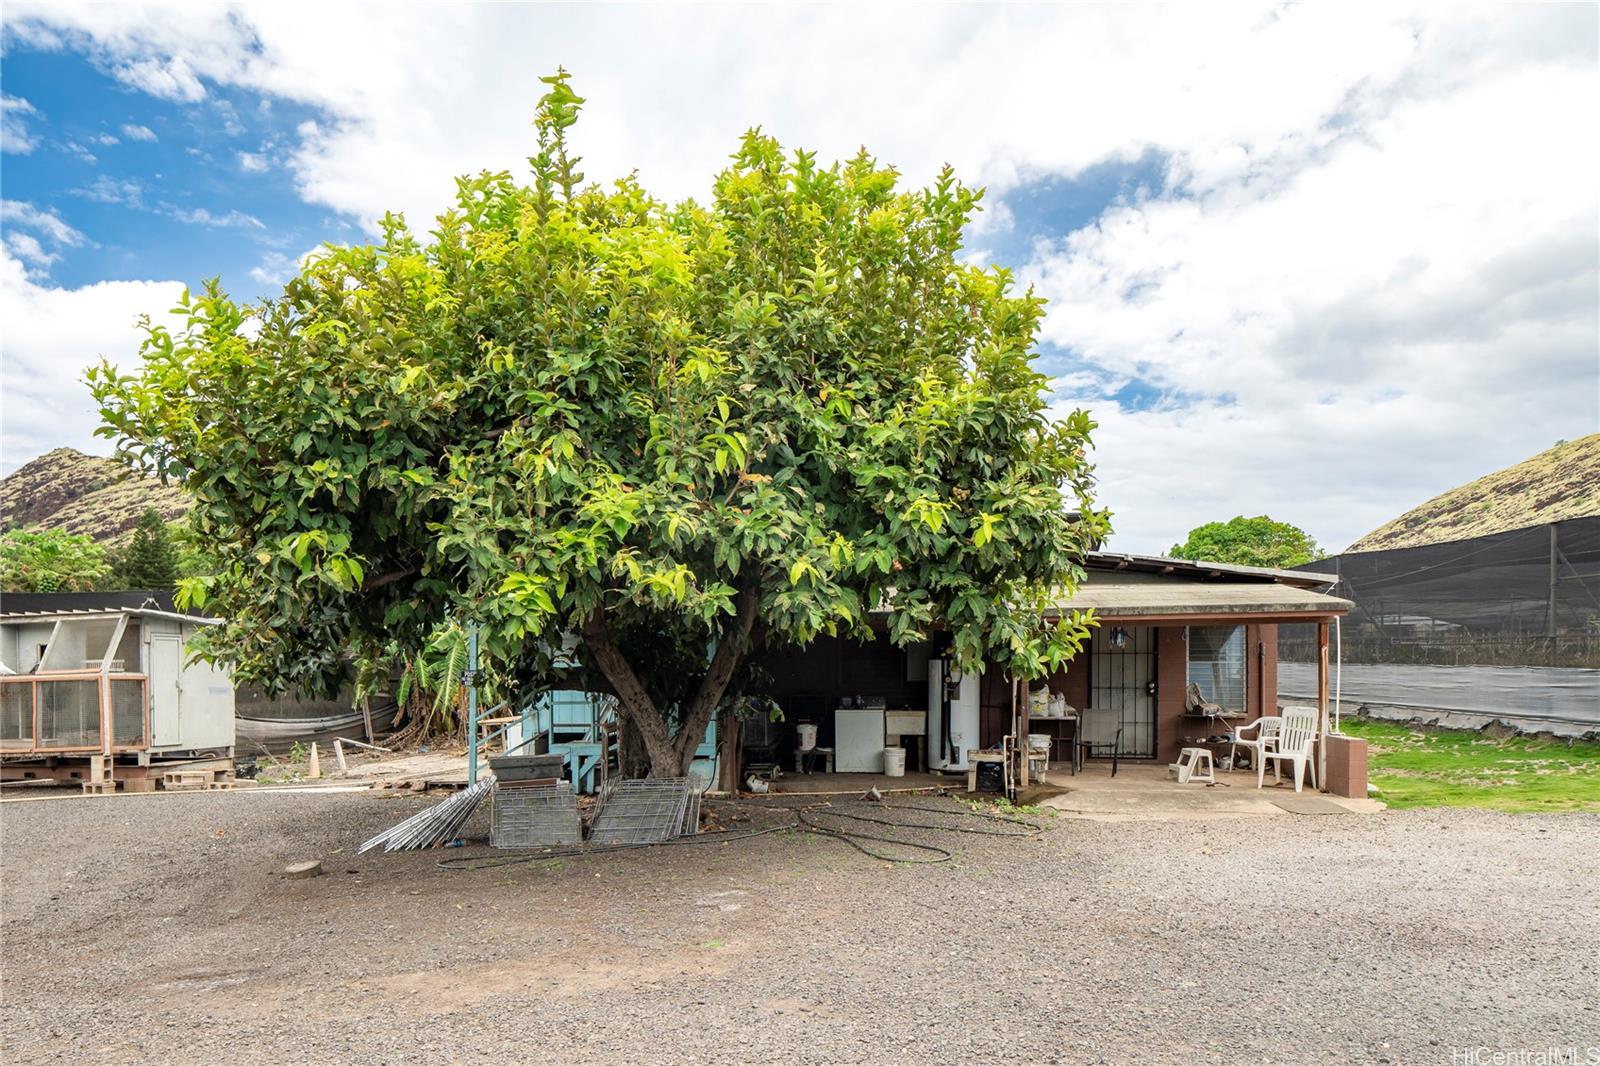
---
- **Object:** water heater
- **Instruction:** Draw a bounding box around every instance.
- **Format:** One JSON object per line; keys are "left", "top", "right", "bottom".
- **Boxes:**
{"left": 927, "top": 659, "right": 980, "bottom": 772}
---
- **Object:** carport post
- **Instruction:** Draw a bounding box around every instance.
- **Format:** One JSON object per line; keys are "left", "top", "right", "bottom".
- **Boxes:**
{"left": 1317, "top": 621, "right": 1330, "bottom": 791}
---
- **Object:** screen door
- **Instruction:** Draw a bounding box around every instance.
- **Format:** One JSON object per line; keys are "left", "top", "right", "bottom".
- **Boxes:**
{"left": 1089, "top": 626, "right": 1156, "bottom": 757}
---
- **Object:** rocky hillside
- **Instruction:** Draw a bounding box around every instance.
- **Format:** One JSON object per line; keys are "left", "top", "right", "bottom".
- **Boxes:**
{"left": 0, "top": 448, "right": 190, "bottom": 542}
{"left": 1347, "top": 434, "right": 1600, "bottom": 552}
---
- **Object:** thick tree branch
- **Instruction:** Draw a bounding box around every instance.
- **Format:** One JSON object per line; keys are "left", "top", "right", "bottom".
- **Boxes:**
{"left": 580, "top": 606, "right": 675, "bottom": 769}
{"left": 673, "top": 582, "right": 763, "bottom": 765}
{"left": 361, "top": 566, "right": 418, "bottom": 592}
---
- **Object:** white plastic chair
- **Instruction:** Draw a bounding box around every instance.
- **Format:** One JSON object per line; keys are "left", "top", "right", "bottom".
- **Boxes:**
{"left": 1258, "top": 706, "right": 1318, "bottom": 793}
{"left": 1230, "top": 716, "right": 1281, "bottom": 773}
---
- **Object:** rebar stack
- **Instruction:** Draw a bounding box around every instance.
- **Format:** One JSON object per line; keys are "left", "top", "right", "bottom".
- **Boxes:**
{"left": 358, "top": 777, "right": 494, "bottom": 853}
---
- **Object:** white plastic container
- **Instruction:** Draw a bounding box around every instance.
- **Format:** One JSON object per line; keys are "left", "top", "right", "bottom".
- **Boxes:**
{"left": 883, "top": 747, "right": 907, "bottom": 777}
{"left": 1027, "top": 733, "right": 1052, "bottom": 754}
{"left": 796, "top": 723, "right": 818, "bottom": 752}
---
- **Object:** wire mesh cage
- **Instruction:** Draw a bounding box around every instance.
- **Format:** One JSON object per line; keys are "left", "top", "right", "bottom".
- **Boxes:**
{"left": 37, "top": 680, "right": 100, "bottom": 749}
{"left": 490, "top": 780, "right": 582, "bottom": 848}
{"left": 110, "top": 678, "right": 146, "bottom": 747}
{"left": 1, "top": 682, "right": 32, "bottom": 749}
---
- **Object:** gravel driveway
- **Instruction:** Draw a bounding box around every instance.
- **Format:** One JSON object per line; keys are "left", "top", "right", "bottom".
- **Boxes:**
{"left": 2, "top": 787, "right": 1596, "bottom": 1064}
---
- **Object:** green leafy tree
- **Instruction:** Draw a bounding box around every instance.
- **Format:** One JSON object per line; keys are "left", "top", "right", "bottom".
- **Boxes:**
{"left": 117, "top": 507, "right": 180, "bottom": 590}
{"left": 90, "top": 70, "right": 1108, "bottom": 772}
{"left": 1168, "top": 516, "right": 1325, "bottom": 569}
{"left": 169, "top": 519, "right": 219, "bottom": 582}
{"left": 0, "top": 528, "right": 112, "bottom": 592}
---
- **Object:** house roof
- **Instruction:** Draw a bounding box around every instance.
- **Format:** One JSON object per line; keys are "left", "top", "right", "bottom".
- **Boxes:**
{"left": 1083, "top": 550, "right": 1339, "bottom": 591}
{"left": 0, "top": 590, "right": 218, "bottom": 625}
{"left": 0, "top": 590, "right": 191, "bottom": 616}
{"left": 1051, "top": 580, "right": 1352, "bottom": 620}
{"left": 1050, "top": 550, "right": 1351, "bottom": 619}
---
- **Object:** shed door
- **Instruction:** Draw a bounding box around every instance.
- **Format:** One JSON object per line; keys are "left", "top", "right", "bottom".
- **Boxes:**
{"left": 148, "top": 634, "right": 183, "bottom": 746}
{"left": 1089, "top": 626, "right": 1156, "bottom": 758}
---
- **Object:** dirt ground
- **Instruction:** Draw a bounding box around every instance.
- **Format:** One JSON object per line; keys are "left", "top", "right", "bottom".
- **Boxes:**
{"left": 1, "top": 786, "right": 1596, "bottom": 1065}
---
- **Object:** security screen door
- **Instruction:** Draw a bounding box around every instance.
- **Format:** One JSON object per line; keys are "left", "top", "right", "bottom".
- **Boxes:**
{"left": 1089, "top": 626, "right": 1156, "bottom": 757}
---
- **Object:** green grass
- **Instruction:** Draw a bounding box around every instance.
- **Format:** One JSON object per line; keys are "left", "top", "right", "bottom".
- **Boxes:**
{"left": 1341, "top": 718, "right": 1600, "bottom": 812}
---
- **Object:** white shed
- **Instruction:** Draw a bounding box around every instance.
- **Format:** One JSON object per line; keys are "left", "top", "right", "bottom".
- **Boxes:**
{"left": 0, "top": 599, "right": 234, "bottom": 764}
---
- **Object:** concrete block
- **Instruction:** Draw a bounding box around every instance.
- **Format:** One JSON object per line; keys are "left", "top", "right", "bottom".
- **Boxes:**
{"left": 1324, "top": 734, "right": 1368, "bottom": 798}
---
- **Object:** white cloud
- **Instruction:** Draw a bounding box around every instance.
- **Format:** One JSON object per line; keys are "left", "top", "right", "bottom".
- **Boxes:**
{"left": 61, "top": 139, "right": 98, "bottom": 165}
{"left": 1, "top": 200, "right": 86, "bottom": 247}
{"left": 1, "top": 94, "right": 42, "bottom": 154}
{"left": 72, "top": 175, "right": 145, "bottom": 207}
{"left": 0, "top": 249, "right": 187, "bottom": 472}
{"left": 248, "top": 244, "right": 321, "bottom": 287}
{"left": 1, "top": 3, "right": 1595, "bottom": 546}
{"left": 5, "top": 232, "right": 59, "bottom": 272}
{"left": 120, "top": 123, "right": 158, "bottom": 142}
{"left": 113, "top": 55, "right": 205, "bottom": 101}
{"left": 166, "top": 206, "right": 265, "bottom": 229}
{"left": 1030, "top": 58, "right": 1599, "bottom": 552}
{"left": 237, "top": 150, "right": 268, "bottom": 173}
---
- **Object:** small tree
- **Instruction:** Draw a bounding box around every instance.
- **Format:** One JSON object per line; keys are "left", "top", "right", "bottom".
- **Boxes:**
{"left": 118, "top": 507, "right": 179, "bottom": 590}
{"left": 0, "top": 528, "right": 111, "bottom": 592}
{"left": 91, "top": 71, "right": 1108, "bottom": 773}
{"left": 1169, "top": 516, "right": 1325, "bottom": 569}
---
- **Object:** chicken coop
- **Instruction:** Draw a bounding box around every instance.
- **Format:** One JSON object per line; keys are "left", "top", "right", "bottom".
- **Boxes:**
{"left": 0, "top": 595, "right": 235, "bottom": 790}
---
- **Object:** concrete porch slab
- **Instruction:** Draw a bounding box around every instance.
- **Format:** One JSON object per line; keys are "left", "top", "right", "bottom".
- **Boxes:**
{"left": 1034, "top": 762, "right": 1385, "bottom": 820}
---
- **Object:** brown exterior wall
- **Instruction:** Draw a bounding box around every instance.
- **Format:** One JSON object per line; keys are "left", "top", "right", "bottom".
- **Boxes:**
{"left": 999, "top": 621, "right": 1283, "bottom": 764}
{"left": 752, "top": 622, "right": 1285, "bottom": 766}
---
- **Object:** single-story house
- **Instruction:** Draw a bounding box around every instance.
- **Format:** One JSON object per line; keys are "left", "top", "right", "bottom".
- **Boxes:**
{"left": 737, "top": 550, "right": 1352, "bottom": 785}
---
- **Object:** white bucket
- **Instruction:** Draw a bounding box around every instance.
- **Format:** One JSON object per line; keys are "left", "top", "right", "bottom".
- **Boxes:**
{"left": 796, "top": 723, "right": 818, "bottom": 752}
{"left": 883, "top": 747, "right": 907, "bottom": 777}
{"left": 1027, "top": 733, "right": 1052, "bottom": 754}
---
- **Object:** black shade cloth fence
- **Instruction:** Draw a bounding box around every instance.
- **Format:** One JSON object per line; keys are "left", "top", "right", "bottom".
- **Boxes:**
{"left": 1282, "top": 516, "right": 1600, "bottom": 667}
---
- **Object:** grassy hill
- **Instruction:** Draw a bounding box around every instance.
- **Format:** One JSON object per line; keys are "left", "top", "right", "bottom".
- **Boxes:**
{"left": 1347, "top": 434, "right": 1600, "bottom": 553}
{"left": 0, "top": 448, "right": 190, "bottom": 543}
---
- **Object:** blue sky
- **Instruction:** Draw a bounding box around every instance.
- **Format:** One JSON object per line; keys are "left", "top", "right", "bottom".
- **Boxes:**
{"left": 2, "top": 4, "right": 1595, "bottom": 553}
{"left": 3, "top": 46, "right": 342, "bottom": 298}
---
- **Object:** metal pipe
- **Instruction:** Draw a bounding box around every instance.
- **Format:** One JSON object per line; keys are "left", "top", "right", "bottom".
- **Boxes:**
{"left": 466, "top": 628, "right": 480, "bottom": 785}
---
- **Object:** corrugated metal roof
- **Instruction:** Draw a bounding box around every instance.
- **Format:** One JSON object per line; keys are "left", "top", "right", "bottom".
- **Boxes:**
{"left": 1085, "top": 551, "right": 1339, "bottom": 591}
{"left": 1051, "top": 581, "right": 1352, "bottom": 618}
{"left": 0, "top": 607, "right": 220, "bottom": 625}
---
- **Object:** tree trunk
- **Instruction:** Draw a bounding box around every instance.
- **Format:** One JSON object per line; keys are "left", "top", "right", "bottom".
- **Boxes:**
{"left": 580, "top": 585, "right": 763, "bottom": 779}
{"left": 580, "top": 608, "right": 680, "bottom": 777}
{"left": 669, "top": 585, "right": 762, "bottom": 774}
{"left": 616, "top": 714, "right": 650, "bottom": 780}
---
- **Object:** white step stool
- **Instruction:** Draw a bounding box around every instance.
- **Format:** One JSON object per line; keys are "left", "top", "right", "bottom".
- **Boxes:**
{"left": 1171, "top": 747, "right": 1215, "bottom": 785}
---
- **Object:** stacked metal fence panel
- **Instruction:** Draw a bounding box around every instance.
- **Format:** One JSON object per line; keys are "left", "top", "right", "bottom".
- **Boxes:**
{"left": 490, "top": 781, "right": 582, "bottom": 848}
{"left": 587, "top": 778, "right": 693, "bottom": 845}
{"left": 358, "top": 777, "right": 494, "bottom": 853}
